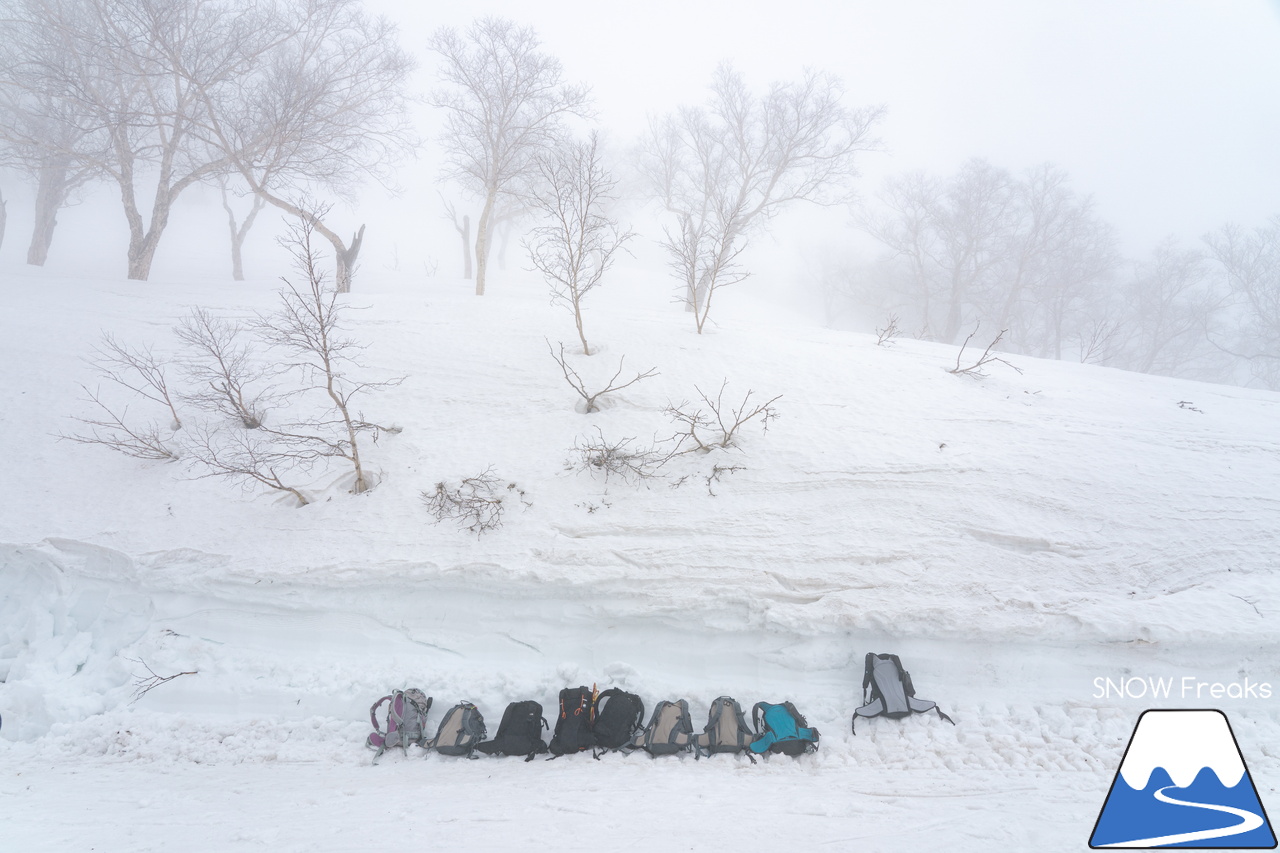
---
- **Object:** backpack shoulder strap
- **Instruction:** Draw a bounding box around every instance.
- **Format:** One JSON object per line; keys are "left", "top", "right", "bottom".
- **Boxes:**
{"left": 369, "top": 694, "right": 392, "bottom": 733}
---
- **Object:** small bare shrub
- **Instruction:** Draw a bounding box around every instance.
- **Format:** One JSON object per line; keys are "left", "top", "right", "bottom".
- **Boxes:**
{"left": 63, "top": 333, "right": 184, "bottom": 460}
{"left": 570, "top": 428, "right": 670, "bottom": 484}
{"left": 664, "top": 381, "right": 781, "bottom": 454}
{"left": 949, "top": 323, "right": 1022, "bottom": 377}
{"left": 548, "top": 339, "right": 657, "bottom": 412}
{"left": 424, "top": 467, "right": 526, "bottom": 535}
{"left": 875, "top": 313, "right": 901, "bottom": 347}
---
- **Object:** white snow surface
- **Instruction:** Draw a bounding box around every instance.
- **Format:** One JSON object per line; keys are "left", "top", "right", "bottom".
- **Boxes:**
{"left": 2, "top": 265, "right": 1279, "bottom": 851}
{"left": 1118, "top": 710, "right": 1246, "bottom": 790}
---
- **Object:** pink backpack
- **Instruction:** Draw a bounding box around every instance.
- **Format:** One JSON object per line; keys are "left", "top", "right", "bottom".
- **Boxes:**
{"left": 366, "top": 688, "right": 433, "bottom": 762}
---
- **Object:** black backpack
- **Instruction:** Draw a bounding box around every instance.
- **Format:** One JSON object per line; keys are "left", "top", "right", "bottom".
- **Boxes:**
{"left": 591, "top": 688, "right": 645, "bottom": 752}
{"left": 427, "top": 702, "right": 487, "bottom": 757}
{"left": 548, "top": 686, "right": 597, "bottom": 756}
{"left": 475, "top": 700, "right": 549, "bottom": 761}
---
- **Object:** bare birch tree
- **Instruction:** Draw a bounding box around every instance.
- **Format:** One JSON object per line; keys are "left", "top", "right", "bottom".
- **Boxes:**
{"left": 525, "top": 133, "right": 632, "bottom": 354}
{"left": 0, "top": 0, "right": 296, "bottom": 280}
{"left": 0, "top": 12, "right": 106, "bottom": 266}
{"left": 642, "top": 65, "right": 882, "bottom": 333}
{"left": 196, "top": 0, "right": 415, "bottom": 293}
{"left": 428, "top": 17, "right": 591, "bottom": 296}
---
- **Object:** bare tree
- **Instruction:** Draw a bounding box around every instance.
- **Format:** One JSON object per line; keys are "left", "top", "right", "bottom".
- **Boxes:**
{"left": 0, "top": 22, "right": 106, "bottom": 266}
{"left": 525, "top": 133, "right": 632, "bottom": 354}
{"left": 643, "top": 65, "right": 882, "bottom": 333}
{"left": 860, "top": 160, "right": 1120, "bottom": 355}
{"left": 0, "top": 0, "right": 301, "bottom": 279}
{"left": 548, "top": 340, "right": 657, "bottom": 413}
{"left": 428, "top": 17, "right": 591, "bottom": 296}
{"left": 196, "top": 0, "right": 415, "bottom": 293}
{"left": 1118, "top": 238, "right": 1223, "bottom": 379}
{"left": 664, "top": 382, "right": 781, "bottom": 453}
{"left": 1205, "top": 216, "right": 1280, "bottom": 389}
{"left": 252, "top": 216, "right": 402, "bottom": 494}
{"left": 181, "top": 221, "right": 400, "bottom": 503}
{"left": 441, "top": 195, "right": 473, "bottom": 279}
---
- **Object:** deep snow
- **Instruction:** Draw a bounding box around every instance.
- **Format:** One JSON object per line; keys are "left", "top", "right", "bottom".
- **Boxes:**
{"left": 2, "top": 262, "right": 1278, "bottom": 851}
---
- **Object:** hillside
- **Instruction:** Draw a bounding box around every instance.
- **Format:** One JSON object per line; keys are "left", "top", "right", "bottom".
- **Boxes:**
{"left": 2, "top": 265, "right": 1278, "bottom": 850}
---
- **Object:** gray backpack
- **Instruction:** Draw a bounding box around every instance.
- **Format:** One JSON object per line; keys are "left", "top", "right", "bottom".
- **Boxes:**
{"left": 428, "top": 702, "right": 487, "bottom": 757}
{"left": 628, "top": 699, "right": 695, "bottom": 756}
{"left": 367, "top": 688, "right": 433, "bottom": 762}
{"left": 695, "top": 695, "right": 756, "bottom": 761}
{"left": 852, "top": 653, "right": 955, "bottom": 734}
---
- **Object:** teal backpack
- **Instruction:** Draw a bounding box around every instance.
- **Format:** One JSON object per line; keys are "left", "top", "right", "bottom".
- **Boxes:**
{"left": 749, "top": 701, "right": 819, "bottom": 756}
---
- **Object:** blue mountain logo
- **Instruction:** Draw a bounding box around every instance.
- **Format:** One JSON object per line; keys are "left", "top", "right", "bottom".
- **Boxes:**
{"left": 1091, "top": 709, "right": 1276, "bottom": 848}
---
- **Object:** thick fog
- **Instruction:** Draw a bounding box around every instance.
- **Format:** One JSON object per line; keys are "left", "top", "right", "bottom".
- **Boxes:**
{"left": 2, "top": 0, "right": 1278, "bottom": 388}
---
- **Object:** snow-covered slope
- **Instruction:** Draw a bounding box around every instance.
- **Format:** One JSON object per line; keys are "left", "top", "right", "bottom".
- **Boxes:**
{"left": 1, "top": 264, "right": 1278, "bottom": 850}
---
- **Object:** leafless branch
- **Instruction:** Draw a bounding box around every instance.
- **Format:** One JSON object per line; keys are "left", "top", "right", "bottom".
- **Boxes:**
{"left": 63, "top": 385, "right": 180, "bottom": 461}
{"left": 949, "top": 323, "right": 1023, "bottom": 377}
{"left": 127, "top": 657, "right": 198, "bottom": 703}
{"left": 423, "top": 467, "right": 523, "bottom": 535}
{"left": 875, "top": 314, "right": 901, "bottom": 347}
{"left": 705, "top": 464, "right": 745, "bottom": 496}
{"left": 176, "top": 308, "right": 276, "bottom": 429}
{"left": 87, "top": 333, "right": 183, "bottom": 430}
{"left": 570, "top": 428, "right": 670, "bottom": 484}
{"left": 665, "top": 381, "right": 782, "bottom": 453}
{"left": 547, "top": 339, "right": 657, "bottom": 413}
{"left": 183, "top": 422, "right": 315, "bottom": 506}
{"left": 524, "top": 132, "right": 633, "bottom": 354}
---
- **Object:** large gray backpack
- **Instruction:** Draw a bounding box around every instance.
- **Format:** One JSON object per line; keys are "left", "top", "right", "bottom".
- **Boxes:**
{"left": 428, "top": 702, "right": 487, "bottom": 758}
{"left": 852, "top": 653, "right": 955, "bottom": 734}
{"left": 694, "top": 695, "right": 756, "bottom": 761}
{"left": 627, "top": 699, "right": 695, "bottom": 756}
{"left": 367, "top": 688, "right": 433, "bottom": 762}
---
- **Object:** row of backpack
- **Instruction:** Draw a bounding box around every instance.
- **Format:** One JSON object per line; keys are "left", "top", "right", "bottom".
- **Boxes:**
{"left": 367, "top": 687, "right": 819, "bottom": 763}
{"left": 366, "top": 653, "right": 954, "bottom": 763}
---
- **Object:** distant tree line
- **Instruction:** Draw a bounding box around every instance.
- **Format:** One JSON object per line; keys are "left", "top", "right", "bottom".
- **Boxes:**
{"left": 832, "top": 159, "right": 1280, "bottom": 390}
{"left": 2, "top": 6, "right": 1275, "bottom": 388}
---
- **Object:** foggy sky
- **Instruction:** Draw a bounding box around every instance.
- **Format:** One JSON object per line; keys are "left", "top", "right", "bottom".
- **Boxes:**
{"left": 372, "top": 0, "right": 1280, "bottom": 254}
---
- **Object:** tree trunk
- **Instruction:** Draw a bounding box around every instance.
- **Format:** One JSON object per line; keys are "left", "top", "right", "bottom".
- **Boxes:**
{"left": 474, "top": 186, "right": 498, "bottom": 296}
{"left": 335, "top": 225, "right": 365, "bottom": 294}
{"left": 247, "top": 185, "right": 361, "bottom": 292}
{"left": 27, "top": 157, "right": 73, "bottom": 266}
{"left": 458, "top": 213, "right": 472, "bottom": 279}
{"left": 221, "top": 184, "right": 265, "bottom": 281}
